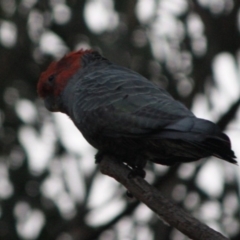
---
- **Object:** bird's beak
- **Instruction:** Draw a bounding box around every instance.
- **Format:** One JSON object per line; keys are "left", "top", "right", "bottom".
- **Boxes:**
{"left": 44, "top": 96, "right": 59, "bottom": 112}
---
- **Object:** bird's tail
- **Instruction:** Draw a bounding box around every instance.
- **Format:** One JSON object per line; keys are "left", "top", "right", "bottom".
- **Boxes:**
{"left": 154, "top": 118, "right": 237, "bottom": 165}
{"left": 188, "top": 132, "right": 237, "bottom": 165}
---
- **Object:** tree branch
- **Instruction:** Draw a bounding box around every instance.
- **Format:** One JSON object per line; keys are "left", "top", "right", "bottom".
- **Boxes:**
{"left": 99, "top": 156, "right": 229, "bottom": 240}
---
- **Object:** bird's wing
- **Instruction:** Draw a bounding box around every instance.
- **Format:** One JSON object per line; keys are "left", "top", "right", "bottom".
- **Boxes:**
{"left": 73, "top": 64, "right": 195, "bottom": 138}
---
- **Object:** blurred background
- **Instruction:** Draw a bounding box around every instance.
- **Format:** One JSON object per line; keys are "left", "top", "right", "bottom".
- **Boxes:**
{"left": 0, "top": 0, "right": 240, "bottom": 239}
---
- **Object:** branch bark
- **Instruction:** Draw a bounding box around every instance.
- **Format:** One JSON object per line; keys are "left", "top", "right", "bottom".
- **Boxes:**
{"left": 99, "top": 156, "right": 229, "bottom": 240}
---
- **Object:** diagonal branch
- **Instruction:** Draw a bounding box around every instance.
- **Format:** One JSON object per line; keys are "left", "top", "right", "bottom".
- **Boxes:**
{"left": 217, "top": 97, "right": 240, "bottom": 130}
{"left": 99, "top": 156, "right": 229, "bottom": 240}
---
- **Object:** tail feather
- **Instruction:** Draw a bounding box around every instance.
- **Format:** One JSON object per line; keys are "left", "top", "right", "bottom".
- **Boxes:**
{"left": 187, "top": 135, "right": 237, "bottom": 165}
{"left": 148, "top": 117, "right": 237, "bottom": 165}
{"left": 163, "top": 118, "right": 237, "bottom": 165}
{"left": 204, "top": 136, "right": 237, "bottom": 164}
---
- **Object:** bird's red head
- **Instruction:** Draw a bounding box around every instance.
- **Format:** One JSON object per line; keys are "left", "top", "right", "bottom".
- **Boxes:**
{"left": 37, "top": 49, "right": 93, "bottom": 99}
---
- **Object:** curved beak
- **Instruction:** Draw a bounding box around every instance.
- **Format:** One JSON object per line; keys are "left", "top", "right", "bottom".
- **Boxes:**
{"left": 44, "top": 96, "right": 60, "bottom": 112}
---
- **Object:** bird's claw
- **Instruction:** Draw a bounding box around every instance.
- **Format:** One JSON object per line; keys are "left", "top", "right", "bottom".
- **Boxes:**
{"left": 126, "top": 190, "right": 134, "bottom": 198}
{"left": 128, "top": 167, "right": 146, "bottom": 179}
{"left": 126, "top": 168, "right": 145, "bottom": 198}
{"left": 95, "top": 151, "right": 105, "bottom": 164}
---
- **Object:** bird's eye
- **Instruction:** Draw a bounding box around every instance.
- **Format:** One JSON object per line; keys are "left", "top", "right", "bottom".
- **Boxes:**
{"left": 48, "top": 75, "right": 55, "bottom": 84}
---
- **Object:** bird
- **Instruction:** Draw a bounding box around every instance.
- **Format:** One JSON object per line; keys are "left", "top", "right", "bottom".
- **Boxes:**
{"left": 37, "top": 49, "right": 237, "bottom": 175}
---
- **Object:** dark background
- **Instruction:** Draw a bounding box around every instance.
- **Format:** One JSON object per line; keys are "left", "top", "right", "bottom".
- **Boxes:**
{"left": 0, "top": 0, "right": 239, "bottom": 239}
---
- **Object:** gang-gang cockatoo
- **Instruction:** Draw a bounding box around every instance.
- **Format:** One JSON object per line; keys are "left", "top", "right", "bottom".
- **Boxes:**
{"left": 37, "top": 49, "right": 237, "bottom": 175}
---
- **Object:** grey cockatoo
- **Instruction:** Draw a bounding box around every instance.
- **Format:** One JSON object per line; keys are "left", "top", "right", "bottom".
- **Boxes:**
{"left": 37, "top": 49, "right": 237, "bottom": 173}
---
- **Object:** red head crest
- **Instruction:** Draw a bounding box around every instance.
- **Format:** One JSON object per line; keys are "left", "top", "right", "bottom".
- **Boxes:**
{"left": 37, "top": 49, "right": 93, "bottom": 98}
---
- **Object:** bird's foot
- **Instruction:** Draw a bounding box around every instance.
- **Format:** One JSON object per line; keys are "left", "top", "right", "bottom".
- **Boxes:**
{"left": 126, "top": 190, "right": 134, "bottom": 198}
{"left": 126, "top": 167, "right": 145, "bottom": 198}
{"left": 128, "top": 167, "right": 146, "bottom": 179}
{"left": 95, "top": 151, "right": 106, "bottom": 164}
